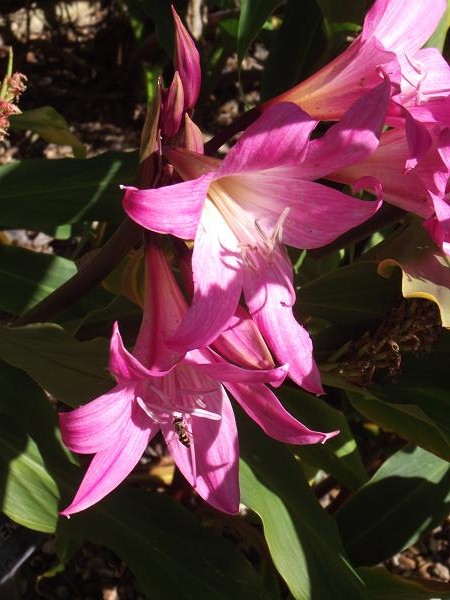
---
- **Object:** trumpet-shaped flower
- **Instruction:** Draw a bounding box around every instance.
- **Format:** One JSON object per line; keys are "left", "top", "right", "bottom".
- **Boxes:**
{"left": 264, "top": 0, "right": 444, "bottom": 121}
{"left": 330, "top": 124, "right": 450, "bottom": 254}
{"left": 123, "top": 81, "right": 390, "bottom": 394}
{"left": 59, "top": 245, "right": 335, "bottom": 516}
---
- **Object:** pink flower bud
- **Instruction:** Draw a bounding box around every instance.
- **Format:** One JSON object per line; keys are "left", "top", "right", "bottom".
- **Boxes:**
{"left": 171, "top": 5, "right": 201, "bottom": 110}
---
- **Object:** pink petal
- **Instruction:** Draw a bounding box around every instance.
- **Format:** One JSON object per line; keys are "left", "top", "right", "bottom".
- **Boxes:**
{"left": 60, "top": 401, "right": 155, "bottom": 516}
{"left": 282, "top": 180, "right": 381, "bottom": 249}
{"left": 331, "top": 128, "right": 435, "bottom": 218}
{"left": 362, "top": 0, "right": 445, "bottom": 56}
{"left": 243, "top": 249, "right": 323, "bottom": 394}
{"left": 171, "top": 5, "right": 201, "bottom": 109}
{"left": 109, "top": 322, "right": 177, "bottom": 380}
{"left": 59, "top": 384, "right": 135, "bottom": 454}
{"left": 122, "top": 173, "right": 213, "bottom": 239}
{"left": 166, "top": 148, "right": 221, "bottom": 180}
{"left": 132, "top": 245, "right": 187, "bottom": 371}
{"left": 161, "top": 71, "right": 184, "bottom": 138}
{"left": 162, "top": 387, "right": 239, "bottom": 514}
{"left": 168, "top": 202, "right": 243, "bottom": 351}
{"left": 219, "top": 103, "right": 317, "bottom": 177}
{"left": 212, "top": 305, "right": 275, "bottom": 370}
{"left": 226, "top": 382, "right": 338, "bottom": 444}
{"left": 264, "top": 38, "right": 397, "bottom": 121}
{"left": 301, "top": 78, "right": 391, "bottom": 180}
{"left": 229, "top": 170, "right": 381, "bottom": 249}
{"left": 184, "top": 347, "right": 288, "bottom": 387}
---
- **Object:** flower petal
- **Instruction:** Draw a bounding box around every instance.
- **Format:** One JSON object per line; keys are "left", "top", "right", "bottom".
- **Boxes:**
{"left": 162, "top": 387, "right": 239, "bottom": 514}
{"left": 168, "top": 201, "right": 243, "bottom": 351}
{"left": 59, "top": 384, "right": 135, "bottom": 454}
{"left": 301, "top": 78, "right": 391, "bottom": 180}
{"left": 228, "top": 170, "right": 381, "bottom": 249}
{"left": 184, "top": 347, "right": 288, "bottom": 387}
{"left": 132, "top": 245, "right": 186, "bottom": 371}
{"left": 226, "top": 382, "right": 338, "bottom": 444}
{"left": 60, "top": 400, "right": 155, "bottom": 516}
{"left": 213, "top": 305, "right": 275, "bottom": 370}
{"left": 219, "top": 103, "right": 317, "bottom": 177}
{"left": 243, "top": 249, "right": 323, "bottom": 394}
{"left": 362, "top": 0, "right": 445, "bottom": 56}
{"left": 264, "top": 38, "right": 397, "bottom": 121}
{"left": 122, "top": 173, "right": 213, "bottom": 239}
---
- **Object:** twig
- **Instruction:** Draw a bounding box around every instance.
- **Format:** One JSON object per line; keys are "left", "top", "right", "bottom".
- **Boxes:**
{"left": 14, "top": 218, "right": 141, "bottom": 326}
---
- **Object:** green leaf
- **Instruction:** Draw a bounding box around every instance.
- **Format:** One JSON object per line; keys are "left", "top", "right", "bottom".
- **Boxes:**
{"left": 348, "top": 390, "right": 450, "bottom": 461}
{"left": 237, "top": 0, "right": 284, "bottom": 63}
{"left": 260, "top": 0, "right": 325, "bottom": 101}
{"left": 299, "top": 261, "right": 401, "bottom": 326}
{"left": 0, "top": 151, "right": 137, "bottom": 230}
{"left": 315, "top": 0, "right": 368, "bottom": 25}
{"left": 360, "top": 566, "right": 450, "bottom": 599}
{"left": 280, "top": 386, "right": 368, "bottom": 490}
{"left": 336, "top": 445, "right": 450, "bottom": 566}
{"left": 376, "top": 220, "right": 450, "bottom": 327}
{"left": 0, "top": 417, "right": 59, "bottom": 532}
{"left": 0, "top": 244, "right": 112, "bottom": 318}
{"left": 0, "top": 360, "right": 77, "bottom": 532}
{"left": 10, "top": 106, "right": 86, "bottom": 158}
{"left": 238, "top": 409, "right": 366, "bottom": 600}
{"left": 367, "top": 331, "right": 450, "bottom": 450}
{"left": 0, "top": 324, "right": 112, "bottom": 407}
{"left": 64, "top": 487, "right": 276, "bottom": 600}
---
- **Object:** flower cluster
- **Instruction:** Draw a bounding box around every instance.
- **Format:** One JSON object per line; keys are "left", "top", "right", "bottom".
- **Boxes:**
{"left": 0, "top": 70, "right": 26, "bottom": 140}
{"left": 60, "top": 0, "right": 450, "bottom": 515}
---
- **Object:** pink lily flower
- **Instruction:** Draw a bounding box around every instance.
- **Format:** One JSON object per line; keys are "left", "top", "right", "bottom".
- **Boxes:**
{"left": 123, "top": 80, "right": 390, "bottom": 394}
{"left": 330, "top": 124, "right": 450, "bottom": 254}
{"left": 263, "top": 0, "right": 444, "bottom": 121}
{"left": 59, "top": 245, "right": 334, "bottom": 516}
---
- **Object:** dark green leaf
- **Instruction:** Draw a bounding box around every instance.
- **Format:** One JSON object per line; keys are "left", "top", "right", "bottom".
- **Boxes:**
{"left": 0, "top": 151, "right": 137, "bottom": 230}
{"left": 348, "top": 390, "right": 450, "bottom": 461}
{"left": 299, "top": 261, "right": 401, "bottom": 326}
{"left": 237, "top": 0, "right": 284, "bottom": 63}
{"left": 0, "top": 324, "right": 112, "bottom": 407}
{"left": 360, "top": 566, "right": 450, "bottom": 599}
{"left": 0, "top": 361, "right": 77, "bottom": 532}
{"left": 261, "top": 0, "right": 325, "bottom": 101}
{"left": 315, "top": 0, "right": 368, "bottom": 27}
{"left": 10, "top": 106, "right": 86, "bottom": 158}
{"left": 280, "top": 386, "right": 368, "bottom": 490}
{"left": 336, "top": 445, "right": 450, "bottom": 566}
{"left": 238, "top": 409, "right": 366, "bottom": 599}
{"left": 0, "top": 244, "right": 112, "bottom": 319}
{"left": 65, "top": 487, "right": 276, "bottom": 600}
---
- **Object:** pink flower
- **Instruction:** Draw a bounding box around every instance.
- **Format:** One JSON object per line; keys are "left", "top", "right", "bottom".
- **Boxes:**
{"left": 264, "top": 0, "right": 444, "bottom": 121}
{"left": 59, "top": 245, "right": 335, "bottom": 516}
{"left": 123, "top": 81, "right": 390, "bottom": 394}
{"left": 329, "top": 123, "right": 450, "bottom": 254}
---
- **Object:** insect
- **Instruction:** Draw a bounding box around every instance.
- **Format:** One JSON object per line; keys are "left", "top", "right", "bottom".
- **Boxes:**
{"left": 173, "top": 417, "right": 191, "bottom": 448}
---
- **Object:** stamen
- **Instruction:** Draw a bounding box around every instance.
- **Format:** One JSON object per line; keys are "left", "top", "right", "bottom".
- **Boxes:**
{"left": 255, "top": 207, "right": 291, "bottom": 255}
{"left": 271, "top": 207, "right": 291, "bottom": 252}
{"left": 238, "top": 243, "right": 258, "bottom": 270}
{"left": 136, "top": 397, "right": 163, "bottom": 423}
{"left": 403, "top": 54, "right": 428, "bottom": 103}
